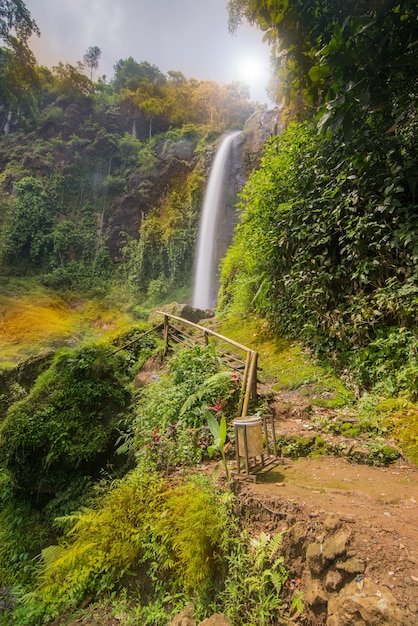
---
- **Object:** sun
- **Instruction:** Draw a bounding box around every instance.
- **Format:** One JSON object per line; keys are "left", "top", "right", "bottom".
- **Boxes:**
{"left": 237, "top": 56, "right": 265, "bottom": 83}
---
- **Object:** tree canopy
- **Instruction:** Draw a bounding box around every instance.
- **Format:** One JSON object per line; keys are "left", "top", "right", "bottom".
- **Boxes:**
{"left": 83, "top": 45, "right": 101, "bottom": 80}
{"left": 0, "top": 0, "right": 39, "bottom": 44}
{"left": 0, "top": 0, "right": 39, "bottom": 128}
{"left": 228, "top": 0, "right": 418, "bottom": 129}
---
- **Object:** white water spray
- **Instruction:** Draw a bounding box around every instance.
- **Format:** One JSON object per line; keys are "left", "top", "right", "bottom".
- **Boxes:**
{"left": 193, "top": 131, "right": 241, "bottom": 309}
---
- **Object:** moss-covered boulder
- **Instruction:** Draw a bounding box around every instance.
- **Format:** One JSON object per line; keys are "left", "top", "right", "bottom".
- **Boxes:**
{"left": 0, "top": 343, "right": 131, "bottom": 495}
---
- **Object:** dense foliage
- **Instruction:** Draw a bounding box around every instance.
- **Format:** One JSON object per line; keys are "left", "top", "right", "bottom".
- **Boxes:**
{"left": 0, "top": 343, "right": 131, "bottom": 495}
{"left": 7, "top": 465, "right": 287, "bottom": 626}
{"left": 228, "top": 1, "right": 417, "bottom": 123}
{"left": 221, "top": 0, "right": 418, "bottom": 396}
{"left": 127, "top": 344, "right": 240, "bottom": 472}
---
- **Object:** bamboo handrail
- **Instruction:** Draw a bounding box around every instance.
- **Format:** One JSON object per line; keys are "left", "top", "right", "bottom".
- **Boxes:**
{"left": 109, "top": 312, "right": 259, "bottom": 417}
{"left": 156, "top": 311, "right": 258, "bottom": 416}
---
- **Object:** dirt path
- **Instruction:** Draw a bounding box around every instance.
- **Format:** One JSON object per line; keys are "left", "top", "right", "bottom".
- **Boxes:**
{"left": 232, "top": 400, "right": 418, "bottom": 625}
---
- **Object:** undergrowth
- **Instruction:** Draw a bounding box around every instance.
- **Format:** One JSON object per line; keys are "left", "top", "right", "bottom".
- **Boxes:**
{"left": 0, "top": 282, "right": 134, "bottom": 364}
{"left": 128, "top": 344, "right": 241, "bottom": 472}
{"left": 4, "top": 464, "right": 290, "bottom": 626}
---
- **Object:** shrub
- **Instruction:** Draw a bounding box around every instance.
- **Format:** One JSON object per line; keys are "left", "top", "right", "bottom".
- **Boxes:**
{"left": 132, "top": 345, "right": 240, "bottom": 469}
{"left": 22, "top": 470, "right": 235, "bottom": 622}
{"left": 0, "top": 343, "right": 131, "bottom": 495}
{"left": 26, "top": 463, "right": 164, "bottom": 620}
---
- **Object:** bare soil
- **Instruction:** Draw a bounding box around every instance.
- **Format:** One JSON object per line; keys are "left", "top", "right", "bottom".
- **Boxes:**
{"left": 230, "top": 387, "right": 418, "bottom": 624}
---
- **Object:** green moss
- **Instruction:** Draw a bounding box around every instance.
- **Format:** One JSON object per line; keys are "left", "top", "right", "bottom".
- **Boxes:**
{"left": 376, "top": 397, "right": 414, "bottom": 415}
{"left": 217, "top": 315, "right": 353, "bottom": 404}
{"left": 0, "top": 342, "right": 132, "bottom": 495}
{"left": 389, "top": 410, "right": 418, "bottom": 465}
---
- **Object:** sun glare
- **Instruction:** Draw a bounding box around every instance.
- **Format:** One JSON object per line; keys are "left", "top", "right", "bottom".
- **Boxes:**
{"left": 233, "top": 52, "right": 271, "bottom": 103}
{"left": 237, "top": 57, "right": 264, "bottom": 83}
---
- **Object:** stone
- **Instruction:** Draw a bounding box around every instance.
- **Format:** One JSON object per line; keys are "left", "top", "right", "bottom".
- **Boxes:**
{"left": 336, "top": 557, "right": 366, "bottom": 574}
{"left": 325, "top": 569, "right": 344, "bottom": 592}
{"left": 350, "top": 446, "right": 371, "bottom": 462}
{"left": 324, "top": 513, "right": 342, "bottom": 531}
{"left": 326, "top": 616, "right": 340, "bottom": 626}
{"left": 170, "top": 603, "right": 196, "bottom": 626}
{"left": 242, "top": 109, "right": 283, "bottom": 171}
{"left": 306, "top": 541, "right": 325, "bottom": 575}
{"left": 149, "top": 303, "right": 214, "bottom": 325}
{"left": 304, "top": 578, "right": 328, "bottom": 606}
{"left": 198, "top": 614, "right": 231, "bottom": 626}
{"left": 287, "top": 521, "right": 306, "bottom": 557}
{"left": 327, "top": 578, "right": 407, "bottom": 625}
{"left": 322, "top": 528, "right": 352, "bottom": 561}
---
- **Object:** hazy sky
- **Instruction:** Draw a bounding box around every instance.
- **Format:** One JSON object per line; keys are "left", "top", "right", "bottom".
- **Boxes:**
{"left": 24, "top": 0, "right": 273, "bottom": 104}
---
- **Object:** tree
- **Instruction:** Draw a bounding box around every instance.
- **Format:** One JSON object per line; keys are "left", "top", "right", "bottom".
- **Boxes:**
{"left": 112, "top": 58, "right": 166, "bottom": 92}
{"left": 0, "top": 37, "right": 39, "bottom": 129}
{"left": 139, "top": 95, "right": 165, "bottom": 139}
{"left": 0, "top": 0, "right": 40, "bottom": 129}
{"left": 83, "top": 45, "right": 101, "bottom": 80}
{"left": 52, "top": 62, "right": 93, "bottom": 98}
{"left": 228, "top": 0, "right": 418, "bottom": 130}
{"left": 0, "top": 0, "right": 39, "bottom": 44}
{"left": 0, "top": 176, "right": 52, "bottom": 269}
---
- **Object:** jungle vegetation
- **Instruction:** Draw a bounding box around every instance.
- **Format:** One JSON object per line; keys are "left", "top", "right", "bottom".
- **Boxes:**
{"left": 223, "top": 0, "right": 418, "bottom": 397}
{"left": 0, "top": 1, "right": 417, "bottom": 624}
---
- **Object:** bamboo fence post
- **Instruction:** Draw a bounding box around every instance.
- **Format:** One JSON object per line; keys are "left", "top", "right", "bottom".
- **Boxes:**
{"left": 250, "top": 352, "right": 258, "bottom": 400}
{"left": 238, "top": 351, "right": 251, "bottom": 416}
{"left": 163, "top": 315, "right": 170, "bottom": 356}
{"left": 241, "top": 351, "right": 258, "bottom": 417}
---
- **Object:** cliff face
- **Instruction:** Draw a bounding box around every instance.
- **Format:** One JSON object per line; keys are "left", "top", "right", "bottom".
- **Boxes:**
{"left": 106, "top": 138, "right": 200, "bottom": 259}
{"left": 0, "top": 96, "right": 279, "bottom": 295}
{"left": 0, "top": 104, "right": 208, "bottom": 286}
{"left": 242, "top": 109, "right": 284, "bottom": 173}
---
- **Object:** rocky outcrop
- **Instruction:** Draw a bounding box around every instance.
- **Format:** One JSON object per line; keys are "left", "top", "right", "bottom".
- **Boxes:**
{"left": 327, "top": 579, "right": 406, "bottom": 625}
{"left": 169, "top": 603, "right": 230, "bottom": 626}
{"left": 0, "top": 351, "right": 55, "bottom": 419}
{"left": 242, "top": 109, "right": 284, "bottom": 172}
{"left": 233, "top": 487, "right": 417, "bottom": 626}
{"left": 148, "top": 303, "right": 214, "bottom": 325}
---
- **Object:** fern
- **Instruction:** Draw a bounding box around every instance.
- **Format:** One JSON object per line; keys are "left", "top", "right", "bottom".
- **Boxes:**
{"left": 267, "top": 531, "right": 283, "bottom": 558}
{"left": 32, "top": 463, "right": 164, "bottom": 613}
{"left": 151, "top": 476, "right": 232, "bottom": 593}
{"left": 221, "top": 529, "right": 287, "bottom": 625}
{"left": 178, "top": 370, "right": 232, "bottom": 420}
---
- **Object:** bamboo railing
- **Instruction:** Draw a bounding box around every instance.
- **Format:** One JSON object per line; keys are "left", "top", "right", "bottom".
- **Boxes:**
{"left": 156, "top": 311, "right": 258, "bottom": 417}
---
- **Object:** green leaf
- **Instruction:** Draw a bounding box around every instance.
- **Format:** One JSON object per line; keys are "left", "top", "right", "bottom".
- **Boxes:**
{"left": 206, "top": 412, "right": 220, "bottom": 440}
{"left": 219, "top": 414, "right": 227, "bottom": 446}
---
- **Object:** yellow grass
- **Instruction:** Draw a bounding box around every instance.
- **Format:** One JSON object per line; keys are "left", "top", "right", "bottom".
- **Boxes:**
{"left": 0, "top": 291, "right": 133, "bottom": 364}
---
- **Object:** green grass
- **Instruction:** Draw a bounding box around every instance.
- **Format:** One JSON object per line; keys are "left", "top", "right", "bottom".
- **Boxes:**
{"left": 217, "top": 315, "right": 353, "bottom": 408}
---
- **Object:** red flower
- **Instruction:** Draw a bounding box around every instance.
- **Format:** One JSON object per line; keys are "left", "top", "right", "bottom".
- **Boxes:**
{"left": 208, "top": 400, "right": 226, "bottom": 415}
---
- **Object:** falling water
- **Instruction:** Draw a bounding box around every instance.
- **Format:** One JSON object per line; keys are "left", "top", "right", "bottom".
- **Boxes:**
{"left": 193, "top": 131, "right": 241, "bottom": 310}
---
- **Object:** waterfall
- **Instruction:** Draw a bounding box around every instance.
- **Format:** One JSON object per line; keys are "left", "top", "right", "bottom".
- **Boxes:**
{"left": 193, "top": 131, "right": 241, "bottom": 310}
